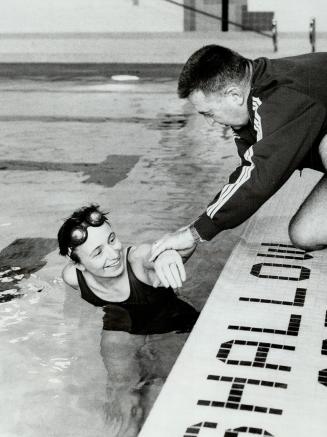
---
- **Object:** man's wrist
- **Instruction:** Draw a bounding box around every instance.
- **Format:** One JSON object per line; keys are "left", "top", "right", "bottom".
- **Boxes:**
{"left": 188, "top": 224, "right": 203, "bottom": 244}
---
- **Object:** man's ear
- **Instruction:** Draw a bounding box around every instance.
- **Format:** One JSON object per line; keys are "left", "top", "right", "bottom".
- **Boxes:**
{"left": 224, "top": 86, "right": 245, "bottom": 105}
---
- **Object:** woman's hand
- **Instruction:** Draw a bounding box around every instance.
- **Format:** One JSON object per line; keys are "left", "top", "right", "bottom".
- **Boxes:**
{"left": 153, "top": 250, "right": 186, "bottom": 289}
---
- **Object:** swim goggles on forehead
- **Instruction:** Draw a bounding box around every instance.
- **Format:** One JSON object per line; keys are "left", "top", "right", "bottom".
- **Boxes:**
{"left": 67, "top": 210, "right": 106, "bottom": 254}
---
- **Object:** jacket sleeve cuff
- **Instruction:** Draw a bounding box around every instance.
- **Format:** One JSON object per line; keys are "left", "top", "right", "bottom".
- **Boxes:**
{"left": 192, "top": 213, "right": 221, "bottom": 241}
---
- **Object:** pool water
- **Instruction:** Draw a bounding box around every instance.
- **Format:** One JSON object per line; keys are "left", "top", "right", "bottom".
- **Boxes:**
{"left": 0, "top": 76, "right": 244, "bottom": 436}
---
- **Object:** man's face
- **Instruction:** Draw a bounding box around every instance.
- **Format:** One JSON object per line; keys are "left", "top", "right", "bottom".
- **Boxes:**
{"left": 75, "top": 222, "right": 124, "bottom": 278}
{"left": 189, "top": 88, "right": 249, "bottom": 130}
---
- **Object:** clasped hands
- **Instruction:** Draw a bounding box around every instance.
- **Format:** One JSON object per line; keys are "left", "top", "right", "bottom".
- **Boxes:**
{"left": 152, "top": 249, "right": 185, "bottom": 289}
{"left": 150, "top": 227, "right": 197, "bottom": 289}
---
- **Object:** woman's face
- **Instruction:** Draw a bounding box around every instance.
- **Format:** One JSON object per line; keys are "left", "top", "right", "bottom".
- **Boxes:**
{"left": 75, "top": 222, "right": 124, "bottom": 278}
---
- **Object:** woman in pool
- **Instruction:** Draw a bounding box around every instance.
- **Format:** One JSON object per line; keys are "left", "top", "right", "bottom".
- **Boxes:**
{"left": 58, "top": 204, "right": 199, "bottom": 436}
{"left": 57, "top": 204, "right": 199, "bottom": 335}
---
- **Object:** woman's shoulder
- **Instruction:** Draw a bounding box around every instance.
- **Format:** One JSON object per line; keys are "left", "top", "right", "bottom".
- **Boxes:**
{"left": 62, "top": 263, "right": 79, "bottom": 289}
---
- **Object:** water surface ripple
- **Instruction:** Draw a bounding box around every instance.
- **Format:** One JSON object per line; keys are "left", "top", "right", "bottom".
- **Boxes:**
{"left": 0, "top": 77, "right": 243, "bottom": 437}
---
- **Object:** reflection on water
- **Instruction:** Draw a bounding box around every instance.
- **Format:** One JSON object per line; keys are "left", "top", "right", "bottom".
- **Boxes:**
{"left": 101, "top": 331, "right": 145, "bottom": 437}
{"left": 0, "top": 77, "right": 243, "bottom": 437}
{"left": 149, "top": 113, "right": 188, "bottom": 131}
{"left": 100, "top": 329, "right": 191, "bottom": 437}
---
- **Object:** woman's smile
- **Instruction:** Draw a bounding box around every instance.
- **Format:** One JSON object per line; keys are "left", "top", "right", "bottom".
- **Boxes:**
{"left": 104, "top": 257, "right": 121, "bottom": 269}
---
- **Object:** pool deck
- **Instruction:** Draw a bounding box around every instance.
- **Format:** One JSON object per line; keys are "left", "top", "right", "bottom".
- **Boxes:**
{"left": 0, "top": 31, "right": 326, "bottom": 76}
{"left": 140, "top": 169, "right": 327, "bottom": 437}
{"left": 1, "top": 31, "right": 327, "bottom": 437}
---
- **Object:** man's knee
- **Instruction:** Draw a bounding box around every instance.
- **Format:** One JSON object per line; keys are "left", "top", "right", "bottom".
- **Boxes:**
{"left": 319, "top": 134, "right": 327, "bottom": 169}
{"left": 288, "top": 215, "right": 325, "bottom": 251}
{"left": 288, "top": 217, "right": 307, "bottom": 249}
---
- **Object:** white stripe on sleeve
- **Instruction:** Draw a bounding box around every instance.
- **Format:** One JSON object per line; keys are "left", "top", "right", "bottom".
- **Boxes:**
{"left": 206, "top": 96, "right": 263, "bottom": 219}
{"left": 252, "top": 96, "right": 263, "bottom": 141}
{"left": 207, "top": 146, "right": 255, "bottom": 218}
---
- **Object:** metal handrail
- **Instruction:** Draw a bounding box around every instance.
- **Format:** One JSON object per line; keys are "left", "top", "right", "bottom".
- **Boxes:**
{"left": 309, "top": 18, "right": 316, "bottom": 52}
{"left": 272, "top": 19, "right": 278, "bottom": 52}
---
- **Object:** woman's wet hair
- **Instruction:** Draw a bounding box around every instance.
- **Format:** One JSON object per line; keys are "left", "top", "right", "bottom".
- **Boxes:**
{"left": 57, "top": 204, "right": 109, "bottom": 263}
{"left": 178, "top": 44, "right": 252, "bottom": 98}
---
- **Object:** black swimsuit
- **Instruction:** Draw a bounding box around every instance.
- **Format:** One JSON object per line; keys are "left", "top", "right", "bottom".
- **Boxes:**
{"left": 76, "top": 247, "right": 199, "bottom": 334}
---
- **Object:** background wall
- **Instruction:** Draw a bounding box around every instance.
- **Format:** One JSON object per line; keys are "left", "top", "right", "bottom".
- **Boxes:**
{"left": 0, "top": 0, "right": 326, "bottom": 34}
{"left": 248, "top": 0, "right": 327, "bottom": 32}
{"left": 0, "top": 0, "right": 183, "bottom": 33}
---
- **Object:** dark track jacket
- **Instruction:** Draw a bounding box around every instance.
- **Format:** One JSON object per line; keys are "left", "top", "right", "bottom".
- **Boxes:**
{"left": 193, "top": 53, "right": 327, "bottom": 241}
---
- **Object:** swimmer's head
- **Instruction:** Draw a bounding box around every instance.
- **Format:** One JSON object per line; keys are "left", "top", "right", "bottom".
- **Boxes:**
{"left": 58, "top": 205, "right": 124, "bottom": 278}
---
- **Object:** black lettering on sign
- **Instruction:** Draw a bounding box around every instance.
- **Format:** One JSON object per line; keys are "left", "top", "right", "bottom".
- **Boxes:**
{"left": 217, "top": 340, "right": 294, "bottom": 371}
{"left": 240, "top": 287, "right": 306, "bottom": 307}
{"left": 258, "top": 243, "right": 312, "bottom": 261}
{"left": 318, "top": 310, "right": 327, "bottom": 387}
{"left": 322, "top": 340, "right": 327, "bottom": 355}
{"left": 229, "top": 314, "right": 301, "bottom": 336}
{"left": 183, "top": 421, "right": 217, "bottom": 436}
{"left": 224, "top": 426, "right": 273, "bottom": 436}
{"left": 251, "top": 263, "right": 310, "bottom": 281}
{"left": 198, "top": 375, "right": 286, "bottom": 415}
{"left": 318, "top": 369, "right": 327, "bottom": 387}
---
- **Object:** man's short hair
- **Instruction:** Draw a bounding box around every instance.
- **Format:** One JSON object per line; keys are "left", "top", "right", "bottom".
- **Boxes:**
{"left": 178, "top": 44, "right": 251, "bottom": 98}
{"left": 57, "top": 204, "right": 109, "bottom": 263}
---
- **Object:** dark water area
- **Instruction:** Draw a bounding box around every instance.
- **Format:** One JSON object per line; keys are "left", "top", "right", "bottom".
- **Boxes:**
{"left": 0, "top": 238, "right": 57, "bottom": 302}
{"left": 102, "top": 288, "right": 199, "bottom": 335}
{"left": 0, "top": 63, "right": 183, "bottom": 80}
{"left": 0, "top": 154, "right": 140, "bottom": 187}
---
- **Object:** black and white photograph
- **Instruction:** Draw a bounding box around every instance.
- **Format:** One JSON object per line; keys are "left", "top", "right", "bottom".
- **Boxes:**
{"left": 1, "top": 1, "right": 327, "bottom": 436}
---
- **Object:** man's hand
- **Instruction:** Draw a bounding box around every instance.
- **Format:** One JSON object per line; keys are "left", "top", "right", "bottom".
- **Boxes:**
{"left": 153, "top": 250, "right": 186, "bottom": 289}
{"left": 150, "top": 227, "right": 196, "bottom": 262}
